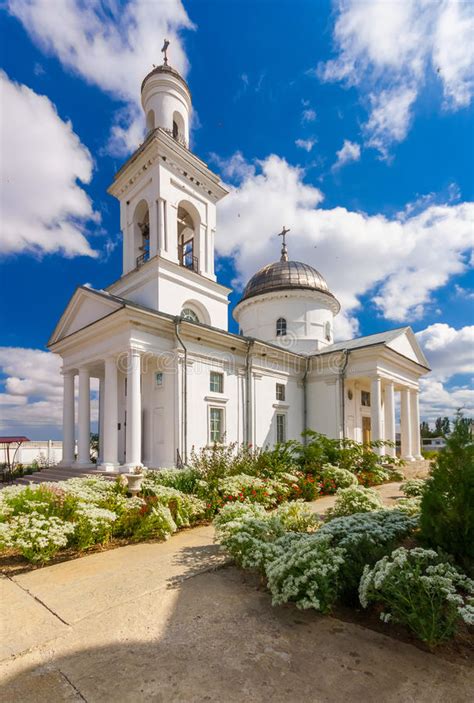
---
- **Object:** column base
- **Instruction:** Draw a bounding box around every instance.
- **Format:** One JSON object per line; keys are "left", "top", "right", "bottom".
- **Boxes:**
{"left": 402, "top": 455, "right": 415, "bottom": 462}
{"left": 98, "top": 462, "right": 120, "bottom": 473}
{"left": 58, "top": 458, "right": 75, "bottom": 467}
{"left": 413, "top": 454, "right": 423, "bottom": 461}
{"left": 74, "top": 461, "right": 97, "bottom": 470}
{"left": 120, "top": 462, "right": 146, "bottom": 474}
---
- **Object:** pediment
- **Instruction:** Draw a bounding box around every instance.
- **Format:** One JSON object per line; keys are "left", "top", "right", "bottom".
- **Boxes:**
{"left": 386, "top": 328, "right": 430, "bottom": 369}
{"left": 48, "top": 287, "right": 123, "bottom": 346}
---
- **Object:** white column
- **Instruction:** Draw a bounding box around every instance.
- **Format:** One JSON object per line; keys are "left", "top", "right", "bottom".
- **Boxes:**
{"left": 101, "top": 357, "right": 119, "bottom": 471}
{"left": 98, "top": 377, "right": 105, "bottom": 464}
{"left": 370, "top": 376, "right": 384, "bottom": 455}
{"left": 384, "top": 381, "right": 396, "bottom": 458}
{"left": 61, "top": 371, "right": 75, "bottom": 466}
{"left": 124, "top": 348, "right": 142, "bottom": 470}
{"left": 400, "top": 388, "right": 414, "bottom": 461}
{"left": 158, "top": 198, "right": 166, "bottom": 254}
{"left": 149, "top": 199, "right": 158, "bottom": 258}
{"left": 410, "top": 388, "right": 422, "bottom": 460}
{"left": 77, "top": 368, "right": 93, "bottom": 466}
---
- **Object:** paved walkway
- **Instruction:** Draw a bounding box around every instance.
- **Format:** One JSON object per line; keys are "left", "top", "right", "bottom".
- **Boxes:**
{"left": 2, "top": 480, "right": 471, "bottom": 703}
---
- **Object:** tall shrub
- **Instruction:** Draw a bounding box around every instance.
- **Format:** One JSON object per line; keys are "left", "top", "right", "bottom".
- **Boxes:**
{"left": 420, "top": 414, "right": 474, "bottom": 574}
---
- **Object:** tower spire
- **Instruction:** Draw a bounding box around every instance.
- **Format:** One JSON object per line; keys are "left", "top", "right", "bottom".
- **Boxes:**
{"left": 278, "top": 226, "right": 290, "bottom": 262}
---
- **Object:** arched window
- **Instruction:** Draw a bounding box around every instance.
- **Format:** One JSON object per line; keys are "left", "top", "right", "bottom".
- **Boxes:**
{"left": 172, "top": 111, "right": 186, "bottom": 146}
{"left": 172, "top": 120, "right": 179, "bottom": 139}
{"left": 133, "top": 200, "right": 150, "bottom": 268}
{"left": 177, "top": 203, "right": 198, "bottom": 272}
{"left": 146, "top": 110, "right": 155, "bottom": 133}
{"left": 181, "top": 307, "right": 199, "bottom": 323}
{"left": 325, "top": 321, "right": 331, "bottom": 342}
{"left": 276, "top": 317, "right": 287, "bottom": 337}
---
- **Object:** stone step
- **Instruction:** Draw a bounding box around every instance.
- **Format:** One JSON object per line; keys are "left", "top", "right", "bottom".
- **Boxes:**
{"left": 3, "top": 468, "right": 117, "bottom": 488}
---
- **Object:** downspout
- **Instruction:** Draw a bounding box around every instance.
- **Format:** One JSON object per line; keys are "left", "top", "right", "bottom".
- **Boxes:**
{"left": 245, "top": 339, "right": 255, "bottom": 446}
{"left": 174, "top": 318, "right": 188, "bottom": 464}
{"left": 302, "top": 355, "right": 310, "bottom": 445}
{"left": 340, "top": 349, "right": 350, "bottom": 440}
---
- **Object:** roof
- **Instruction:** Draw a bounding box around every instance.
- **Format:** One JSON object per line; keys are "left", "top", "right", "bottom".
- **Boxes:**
{"left": 321, "top": 328, "right": 410, "bottom": 353}
{"left": 239, "top": 259, "right": 338, "bottom": 305}
{"left": 141, "top": 63, "right": 191, "bottom": 95}
{"left": 0, "top": 436, "right": 30, "bottom": 444}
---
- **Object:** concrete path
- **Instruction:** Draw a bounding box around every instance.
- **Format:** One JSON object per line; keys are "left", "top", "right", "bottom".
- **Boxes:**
{"left": 1, "top": 481, "right": 472, "bottom": 703}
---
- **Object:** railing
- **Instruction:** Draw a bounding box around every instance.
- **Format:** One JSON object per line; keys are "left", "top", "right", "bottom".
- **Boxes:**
{"left": 136, "top": 252, "right": 148, "bottom": 268}
{"left": 178, "top": 244, "right": 199, "bottom": 273}
{"left": 162, "top": 127, "right": 188, "bottom": 149}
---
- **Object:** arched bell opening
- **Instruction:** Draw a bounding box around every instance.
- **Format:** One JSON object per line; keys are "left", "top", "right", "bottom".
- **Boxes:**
{"left": 177, "top": 201, "right": 200, "bottom": 273}
{"left": 133, "top": 199, "right": 150, "bottom": 268}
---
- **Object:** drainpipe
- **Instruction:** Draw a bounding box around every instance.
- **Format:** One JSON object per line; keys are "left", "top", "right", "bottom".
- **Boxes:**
{"left": 245, "top": 339, "right": 255, "bottom": 446}
{"left": 302, "top": 355, "right": 310, "bottom": 445}
{"left": 174, "top": 318, "right": 188, "bottom": 464}
{"left": 340, "top": 349, "right": 350, "bottom": 440}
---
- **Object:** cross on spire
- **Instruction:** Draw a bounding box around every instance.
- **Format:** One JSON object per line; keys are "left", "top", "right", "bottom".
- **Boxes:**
{"left": 161, "top": 39, "right": 170, "bottom": 65}
{"left": 278, "top": 226, "right": 290, "bottom": 262}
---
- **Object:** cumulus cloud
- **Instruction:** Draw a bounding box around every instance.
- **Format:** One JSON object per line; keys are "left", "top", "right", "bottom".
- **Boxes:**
{"left": 416, "top": 324, "right": 474, "bottom": 381}
{"left": 215, "top": 153, "right": 473, "bottom": 325}
{"left": 302, "top": 108, "right": 317, "bottom": 123}
{"left": 0, "top": 348, "right": 98, "bottom": 437}
{"left": 295, "top": 138, "right": 316, "bottom": 152}
{"left": 332, "top": 139, "right": 361, "bottom": 170}
{"left": 318, "top": 0, "right": 474, "bottom": 156}
{"left": 419, "top": 377, "right": 474, "bottom": 423}
{"left": 0, "top": 71, "right": 99, "bottom": 257}
{"left": 7, "top": 0, "right": 193, "bottom": 155}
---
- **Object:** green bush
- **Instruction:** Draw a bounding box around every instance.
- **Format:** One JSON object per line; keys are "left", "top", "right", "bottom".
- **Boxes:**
{"left": 401, "top": 479, "right": 426, "bottom": 497}
{"left": 325, "top": 486, "right": 384, "bottom": 520}
{"left": 274, "top": 500, "right": 320, "bottom": 533}
{"left": 420, "top": 415, "right": 474, "bottom": 574}
{"left": 395, "top": 496, "right": 422, "bottom": 516}
{"left": 142, "top": 482, "right": 206, "bottom": 527}
{"left": 359, "top": 547, "right": 474, "bottom": 646}
{"left": 72, "top": 505, "right": 117, "bottom": 550}
{"left": 213, "top": 501, "right": 267, "bottom": 537}
{"left": 132, "top": 505, "right": 177, "bottom": 541}
{"left": 0, "top": 512, "right": 75, "bottom": 563}
{"left": 319, "top": 464, "right": 358, "bottom": 493}
{"left": 265, "top": 535, "right": 345, "bottom": 612}
{"left": 146, "top": 467, "right": 201, "bottom": 494}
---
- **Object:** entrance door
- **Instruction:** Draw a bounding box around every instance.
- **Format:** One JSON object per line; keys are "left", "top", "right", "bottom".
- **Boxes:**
{"left": 362, "top": 416, "right": 371, "bottom": 444}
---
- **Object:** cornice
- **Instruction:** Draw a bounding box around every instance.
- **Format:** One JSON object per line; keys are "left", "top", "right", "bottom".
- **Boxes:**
{"left": 233, "top": 287, "right": 340, "bottom": 319}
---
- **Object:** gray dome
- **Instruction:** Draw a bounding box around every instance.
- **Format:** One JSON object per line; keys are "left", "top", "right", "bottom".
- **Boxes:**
{"left": 240, "top": 260, "right": 334, "bottom": 302}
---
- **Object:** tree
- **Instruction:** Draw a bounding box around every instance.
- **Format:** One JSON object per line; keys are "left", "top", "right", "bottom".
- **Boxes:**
{"left": 434, "top": 416, "right": 450, "bottom": 437}
{"left": 420, "top": 421, "right": 432, "bottom": 438}
{"left": 420, "top": 412, "right": 474, "bottom": 575}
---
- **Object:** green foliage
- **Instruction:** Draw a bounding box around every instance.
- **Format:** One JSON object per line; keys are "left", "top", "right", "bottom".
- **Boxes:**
{"left": 0, "top": 513, "right": 75, "bottom": 563}
{"left": 132, "top": 504, "right": 177, "bottom": 541}
{"left": 217, "top": 514, "right": 287, "bottom": 571}
{"left": 274, "top": 500, "right": 320, "bottom": 533}
{"left": 325, "top": 486, "right": 384, "bottom": 521}
{"left": 359, "top": 547, "right": 474, "bottom": 646}
{"left": 401, "top": 479, "right": 426, "bottom": 497}
{"left": 420, "top": 414, "right": 474, "bottom": 573}
{"left": 265, "top": 535, "right": 345, "bottom": 612}
{"left": 395, "top": 497, "right": 422, "bottom": 516}
{"left": 146, "top": 467, "right": 201, "bottom": 494}
{"left": 319, "top": 464, "right": 358, "bottom": 494}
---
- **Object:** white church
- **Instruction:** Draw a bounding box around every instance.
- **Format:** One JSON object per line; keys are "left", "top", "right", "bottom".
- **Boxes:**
{"left": 49, "top": 55, "right": 430, "bottom": 472}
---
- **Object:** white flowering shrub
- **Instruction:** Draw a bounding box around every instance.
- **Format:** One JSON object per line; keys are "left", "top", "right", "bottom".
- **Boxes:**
{"left": 72, "top": 505, "right": 117, "bottom": 549}
{"left": 213, "top": 501, "right": 266, "bottom": 538}
{"left": 143, "top": 483, "right": 206, "bottom": 527}
{"left": 395, "top": 496, "right": 422, "bottom": 516}
{"left": 325, "top": 486, "right": 384, "bottom": 521}
{"left": 359, "top": 547, "right": 474, "bottom": 646}
{"left": 2, "top": 512, "right": 75, "bottom": 563}
{"left": 265, "top": 535, "right": 345, "bottom": 612}
{"left": 317, "top": 510, "right": 418, "bottom": 599}
{"left": 133, "top": 504, "right": 177, "bottom": 541}
{"left": 321, "top": 465, "right": 358, "bottom": 490}
{"left": 274, "top": 500, "right": 320, "bottom": 533}
{"left": 400, "top": 479, "right": 426, "bottom": 498}
{"left": 218, "top": 514, "right": 287, "bottom": 571}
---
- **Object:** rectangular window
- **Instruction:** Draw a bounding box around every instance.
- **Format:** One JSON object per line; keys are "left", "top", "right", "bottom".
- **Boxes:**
{"left": 361, "top": 390, "right": 371, "bottom": 407}
{"left": 276, "top": 383, "right": 285, "bottom": 401}
{"left": 155, "top": 372, "right": 163, "bottom": 388}
{"left": 210, "top": 371, "right": 224, "bottom": 393}
{"left": 276, "top": 414, "right": 286, "bottom": 444}
{"left": 209, "top": 407, "right": 224, "bottom": 444}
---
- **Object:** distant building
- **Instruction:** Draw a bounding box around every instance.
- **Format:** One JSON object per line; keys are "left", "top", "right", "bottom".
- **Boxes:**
{"left": 0, "top": 440, "right": 63, "bottom": 467}
{"left": 422, "top": 437, "right": 447, "bottom": 452}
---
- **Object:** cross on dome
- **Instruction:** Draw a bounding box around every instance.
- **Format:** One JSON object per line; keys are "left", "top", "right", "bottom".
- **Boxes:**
{"left": 161, "top": 38, "right": 170, "bottom": 65}
{"left": 278, "top": 226, "right": 290, "bottom": 262}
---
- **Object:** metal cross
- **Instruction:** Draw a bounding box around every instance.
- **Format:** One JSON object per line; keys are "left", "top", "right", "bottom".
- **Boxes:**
{"left": 278, "top": 226, "right": 290, "bottom": 261}
{"left": 278, "top": 226, "right": 290, "bottom": 247}
{"left": 161, "top": 39, "right": 170, "bottom": 65}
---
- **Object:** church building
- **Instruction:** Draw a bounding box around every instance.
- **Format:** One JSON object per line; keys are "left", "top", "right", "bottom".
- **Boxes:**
{"left": 48, "top": 54, "right": 430, "bottom": 472}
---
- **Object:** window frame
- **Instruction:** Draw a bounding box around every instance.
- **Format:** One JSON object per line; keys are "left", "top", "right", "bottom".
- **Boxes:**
{"left": 209, "top": 370, "right": 224, "bottom": 394}
{"left": 276, "top": 317, "right": 287, "bottom": 337}
{"left": 209, "top": 406, "right": 225, "bottom": 445}
{"left": 276, "top": 413, "right": 287, "bottom": 444}
{"left": 361, "top": 390, "right": 371, "bottom": 407}
{"left": 276, "top": 383, "right": 286, "bottom": 401}
{"left": 181, "top": 307, "right": 199, "bottom": 323}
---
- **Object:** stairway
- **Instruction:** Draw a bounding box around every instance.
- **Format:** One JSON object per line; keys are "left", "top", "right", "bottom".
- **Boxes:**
{"left": 4, "top": 465, "right": 117, "bottom": 488}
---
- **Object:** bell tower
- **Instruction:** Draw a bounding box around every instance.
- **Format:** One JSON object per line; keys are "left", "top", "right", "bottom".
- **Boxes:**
{"left": 107, "top": 45, "right": 230, "bottom": 330}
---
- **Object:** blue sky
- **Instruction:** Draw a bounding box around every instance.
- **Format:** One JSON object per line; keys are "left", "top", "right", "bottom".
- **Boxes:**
{"left": 0, "top": 0, "right": 473, "bottom": 438}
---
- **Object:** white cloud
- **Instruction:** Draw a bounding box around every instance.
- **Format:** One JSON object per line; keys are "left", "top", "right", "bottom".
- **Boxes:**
{"left": 0, "top": 348, "right": 98, "bottom": 437}
{"left": 415, "top": 323, "right": 474, "bottom": 422}
{"left": 215, "top": 153, "right": 473, "bottom": 324}
{"left": 0, "top": 71, "right": 99, "bottom": 257}
{"left": 302, "top": 108, "right": 317, "bottom": 123}
{"left": 295, "top": 138, "right": 316, "bottom": 152}
{"left": 416, "top": 324, "right": 474, "bottom": 381}
{"left": 332, "top": 139, "right": 361, "bottom": 170}
{"left": 318, "top": 0, "right": 474, "bottom": 156}
{"left": 7, "top": 0, "right": 193, "bottom": 155}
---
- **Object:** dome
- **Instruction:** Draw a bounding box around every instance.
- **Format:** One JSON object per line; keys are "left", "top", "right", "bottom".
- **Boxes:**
{"left": 240, "top": 259, "right": 335, "bottom": 303}
{"left": 141, "top": 63, "right": 191, "bottom": 96}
